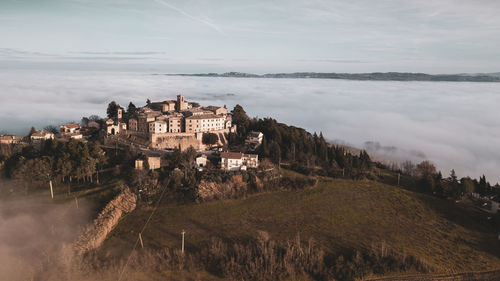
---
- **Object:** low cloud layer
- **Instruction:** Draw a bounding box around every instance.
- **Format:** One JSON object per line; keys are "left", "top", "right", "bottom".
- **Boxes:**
{"left": 0, "top": 70, "right": 499, "bottom": 182}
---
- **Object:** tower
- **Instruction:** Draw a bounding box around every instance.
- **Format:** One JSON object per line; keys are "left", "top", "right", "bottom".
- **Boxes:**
{"left": 117, "top": 108, "right": 123, "bottom": 120}
{"left": 176, "top": 94, "right": 187, "bottom": 111}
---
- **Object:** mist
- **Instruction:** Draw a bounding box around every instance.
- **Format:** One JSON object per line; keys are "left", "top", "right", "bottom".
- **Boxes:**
{"left": 0, "top": 69, "right": 499, "bottom": 182}
{"left": 0, "top": 180, "right": 94, "bottom": 280}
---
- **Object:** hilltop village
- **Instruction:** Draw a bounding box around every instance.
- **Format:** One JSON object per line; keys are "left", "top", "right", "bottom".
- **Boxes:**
{"left": 1, "top": 95, "right": 261, "bottom": 172}
{"left": 2, "top": 94, "right": 499, "bottom": 209}
{"left": 105, "top": 94, "right": 235, "bottom": 151}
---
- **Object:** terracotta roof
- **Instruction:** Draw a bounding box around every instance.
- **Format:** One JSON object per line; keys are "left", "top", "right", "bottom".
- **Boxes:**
{"left": 62, "top": 123, "right": 81, "bottom": 128}
{"left": 31, "top": 130, "right": 53, "bottom": 137}
{"left": 221, "top": 152, "right": 243, "bottom": 159}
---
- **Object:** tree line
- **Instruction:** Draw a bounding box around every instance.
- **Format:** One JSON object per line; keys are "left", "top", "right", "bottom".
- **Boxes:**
{"left": 2, "top": 139, "right": 107, "bottom": 193}
{"left": 229, "top": 104, "right": 373, "bottom": 178}
{"left": 391, "top": 160, "right": 499, "bottom": 200}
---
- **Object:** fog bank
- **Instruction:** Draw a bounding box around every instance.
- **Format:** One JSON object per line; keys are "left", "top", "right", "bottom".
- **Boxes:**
{"left": 0, "top": 70, "right": 499, "bottom": 182}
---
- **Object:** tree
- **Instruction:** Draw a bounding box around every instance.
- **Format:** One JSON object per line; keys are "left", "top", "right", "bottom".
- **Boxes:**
{"left": 28, "top": 126, "right": 37, "bottom": 137}
{"left": 416, "top": 161, "right": 436, "bottom": 178}
{"left": 449, "top": 169, "right": 458, "bottom": 183}
{"left": 146, "top": 98, "right": 151, "bottom": 107}
{"left": 269, "top": 141, "right": 281, "bottom": 164}
{"left": 478, "top": 175, "right": 490, "bottom": 195}
{"left": 44, "top": 125, "right": 58, "bottom": 134}
{"left": 401, "top": 160, "right": 415, "bottom": 176}
{"left": 88, "top": 115, "right": 101, "bottom": 122}
{"left": 107, "top": 101, "right": 120, "bottom": 118}
{"left": 416, "top": 161, "right": 437, "bottom": 194}
{"left": 231, "top": 104, "right": 250, "bottom": 136}
{"left": 81, "top": 117, "right": 90, "bottom": 126}
{"left": 127, "top": 102, "right": 137, "bottom": 115}
{"left": 202, "top": 133, "right": 218, "bottom": 148}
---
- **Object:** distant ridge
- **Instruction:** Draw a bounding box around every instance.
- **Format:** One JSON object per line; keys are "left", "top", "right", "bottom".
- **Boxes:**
{"left": 159, "top": 71, "right": 500, "bottom": 82}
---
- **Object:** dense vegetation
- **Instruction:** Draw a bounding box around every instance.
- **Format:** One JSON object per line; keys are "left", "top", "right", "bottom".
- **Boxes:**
{"left": 229, "top": 105, "right": 373, "bottom": 179}
{"left": 1, "top": 139, "right": 107, "bottom": 194}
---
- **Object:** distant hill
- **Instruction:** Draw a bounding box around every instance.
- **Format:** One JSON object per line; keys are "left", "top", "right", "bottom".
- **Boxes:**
{"left": 162, "top": 71, "right": 500, "bottom": 82}
{"left": 475, "top": 72, "right": 500, "bottom": 77}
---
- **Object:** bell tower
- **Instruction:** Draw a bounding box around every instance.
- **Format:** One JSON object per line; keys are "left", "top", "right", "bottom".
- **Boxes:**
{"left": 117, "top": 108, "right": 123, "bottom": 120}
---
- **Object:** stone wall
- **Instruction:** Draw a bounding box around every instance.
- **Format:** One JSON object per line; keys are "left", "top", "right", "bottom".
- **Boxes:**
{"left": 73, "top": 187, "right": 137, "bottom": 256}
{"left": 150, "top": 132, "right": 202, "bottom": 151}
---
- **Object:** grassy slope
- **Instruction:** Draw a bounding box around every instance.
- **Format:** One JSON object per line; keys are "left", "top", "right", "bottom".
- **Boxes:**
{"left": 102, "top": 177, "right": 500, "bottom": 275}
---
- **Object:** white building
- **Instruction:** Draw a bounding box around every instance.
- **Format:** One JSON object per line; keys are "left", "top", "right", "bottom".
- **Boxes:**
{"left": 30, "top": 130, "right": 54, "bottom": 142}
{"left": 247, "top": 131, "right": 263, "bottom": 144}
{"left": 196, "top": 155, "right": 208, "bottom": 168}
{"left": 185, "top": 114, "right": 227, "bottom": 133}
{"left": 60, "top": 123, "right": 81, "bottom": 134}
{"left": 149, "top": 121, "right": 168, "bottom": 134}
{"left": 30, "top": 130, "right": 55, "bottom": 148}
{"left": 220, "top": 152, "right": 259, "bottom": 171}
{"left": 246, "top": 131, "right": 264, "bottom": 150}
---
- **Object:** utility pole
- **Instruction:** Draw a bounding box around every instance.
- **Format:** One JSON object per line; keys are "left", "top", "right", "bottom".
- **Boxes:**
{"left": 49, "top": 180, "right": 54, "bottom": 199}
{"left": 96, "top": 166, "right": 100, "bottom": 184}
{"left": 139, "top": 233, "right": 144, "bottom": 249}
{"left": 181, "top": 230, "right": 186, "bottom": 254}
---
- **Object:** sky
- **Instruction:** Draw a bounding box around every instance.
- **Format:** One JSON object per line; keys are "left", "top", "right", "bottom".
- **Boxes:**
{"left": 1, "top": 0, "right": 500, "bottom": 73}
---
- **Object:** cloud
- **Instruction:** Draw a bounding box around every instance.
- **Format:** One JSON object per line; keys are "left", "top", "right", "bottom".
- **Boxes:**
{"left": 296, "top": 59, "right": 369, "bottom": 64}
{"left": 152, "top": 0, "right": 225, "bottom": 35}
{"left": 76, "top": 51, "right": 167, "bottom": 55}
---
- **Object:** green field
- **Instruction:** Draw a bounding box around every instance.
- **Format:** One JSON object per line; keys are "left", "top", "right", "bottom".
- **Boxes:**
{"left": 102, "top": 177, "right": 500, "bottom": 276}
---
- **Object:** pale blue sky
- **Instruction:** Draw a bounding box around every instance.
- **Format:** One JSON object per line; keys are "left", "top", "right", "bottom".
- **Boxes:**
{"left": 1, "top": 0, "right": 500, "bottom": 73}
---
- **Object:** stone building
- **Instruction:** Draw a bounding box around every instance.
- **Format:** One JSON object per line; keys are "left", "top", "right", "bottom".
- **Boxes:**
{"left": 128, "top": 118, "right": 138, "bottom": 131}
{"left": 0, "top": 135, "right": 23, "bottom": 144}
{"left": 176, "top": 94, "right": 189, "bottom": 111}
{"left": 106, "top": 95, "right": 234, "bottom": 151}
{"left": 135, "top": 156, "right": 161, "bottom": 170}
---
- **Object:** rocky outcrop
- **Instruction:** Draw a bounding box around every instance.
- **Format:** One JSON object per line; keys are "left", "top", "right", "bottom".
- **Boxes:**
{"left": 73, "top": 187, "right": 137, "bottom": 255}
{"left": 198, "top": 175, "right": 248, "bottom": 201}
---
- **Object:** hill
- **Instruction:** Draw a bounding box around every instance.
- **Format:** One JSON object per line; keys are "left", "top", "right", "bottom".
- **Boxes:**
{"left": 100, "top": 176, "right": 500, "bottom": 279}
{"left": 163, "top": 72, "right": 500, "bottom": 82}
